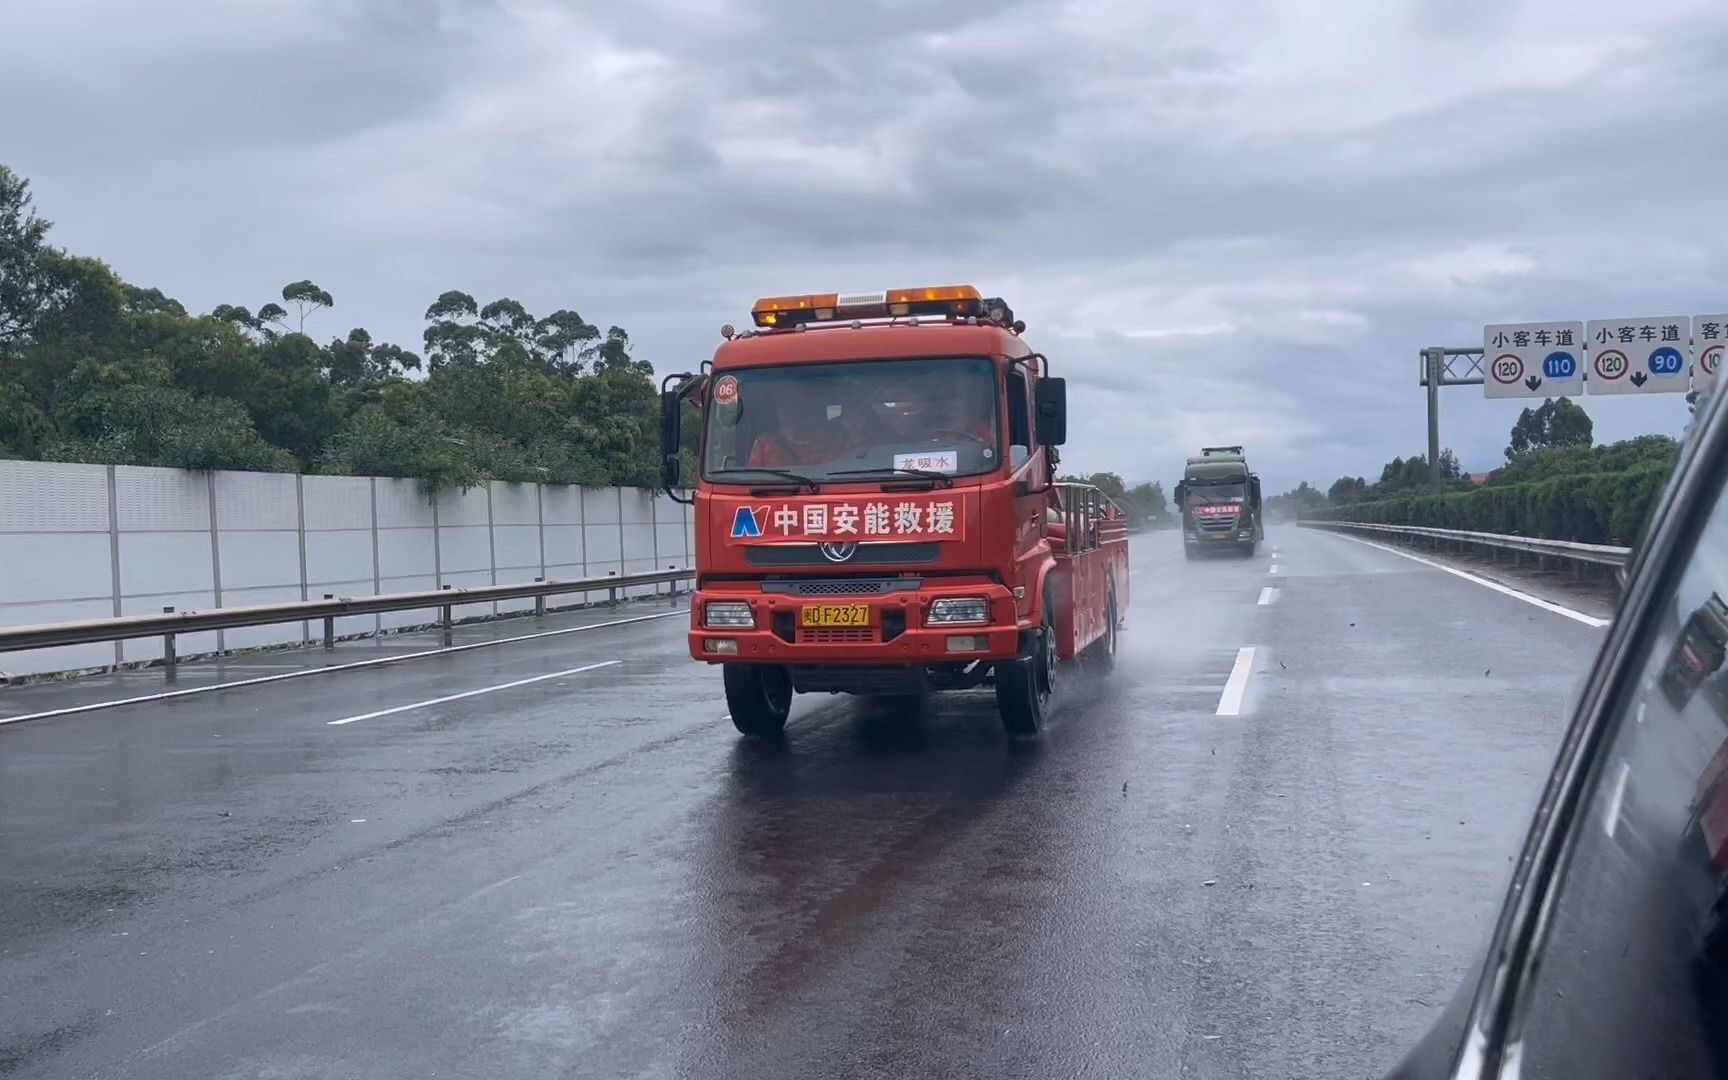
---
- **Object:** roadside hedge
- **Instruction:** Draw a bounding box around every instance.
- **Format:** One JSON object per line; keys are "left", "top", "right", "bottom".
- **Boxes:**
{"left": 1308, "top": 466, "right": 1672, "bottom": 546}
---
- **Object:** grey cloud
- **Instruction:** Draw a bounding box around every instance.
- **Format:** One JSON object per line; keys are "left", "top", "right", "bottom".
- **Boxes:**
{"left": 1, "top": 0, "right": 1722, "bottom": 493}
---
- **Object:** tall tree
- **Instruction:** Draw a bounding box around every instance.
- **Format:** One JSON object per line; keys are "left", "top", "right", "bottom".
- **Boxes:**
{"left": 536, "top": 308, "right": 599, "bottom": 373}
{"left": 0, "top": 164, "right": 53, "bottom": 346}
{"left": 1328, "top": 476, "right": 1368, "bottom": 504}
{"left": 1507, "top": 397, "right": 1593, "bottom": 459}
{"left": 423, "top": 290, "right": 483, "bottom": 370}
{"left": 280, "top": 279, "right": 334, "bottom": 333}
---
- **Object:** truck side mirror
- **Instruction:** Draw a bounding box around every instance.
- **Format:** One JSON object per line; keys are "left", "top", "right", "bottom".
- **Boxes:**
{"left": 658, "top": 372, "right": 705, "bottom": 503}
{"left": 1034, "top": 377, "right": 1067, "bottom": 447}
{"left": 659, "top": 389, "right": 684, "bottom": 492}
{"left": 1173, "top": 482, "right": 1186, "bottom": 510}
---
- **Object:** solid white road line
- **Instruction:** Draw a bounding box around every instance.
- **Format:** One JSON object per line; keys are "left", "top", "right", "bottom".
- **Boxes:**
{"left": 1216, "top": 647, "right": 1257, "bottom": 717}
{"left": 327, "top": 660, "right": 621, "bottom": 726}
{"left": 0, "top": 609, "right": 685, "bottom": 726}
{"left": 1329, "top": 533, "right": 1609, "bottom": 629}
{"left": 1257, "top": 587, "right": 1276, "bottom": 605}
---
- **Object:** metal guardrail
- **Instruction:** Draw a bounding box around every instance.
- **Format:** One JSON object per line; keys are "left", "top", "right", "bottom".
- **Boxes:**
{"left": 0, "top": 567, "right": 694, "bottom": 675}
{"left": 1299, "top": 520, "right": 1630, "bottom": 568}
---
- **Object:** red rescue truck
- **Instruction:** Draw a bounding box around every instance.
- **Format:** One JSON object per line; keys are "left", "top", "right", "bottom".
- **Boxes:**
{"left": 658, "top": 285, "right": 1129, "bottom": 738}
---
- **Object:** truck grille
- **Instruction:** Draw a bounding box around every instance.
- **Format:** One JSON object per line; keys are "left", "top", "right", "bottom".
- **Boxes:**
{"left": 799, "top": 581, "right": 882, "bottom": 595}
{"left": 1197, "top": 513, "right": 1239, "bottom": 534}
{"left": 800, "top": 627, "right": 877, "bottom": 645}
{"left": 761, "top": 578, "right": 922, "bottom": 597}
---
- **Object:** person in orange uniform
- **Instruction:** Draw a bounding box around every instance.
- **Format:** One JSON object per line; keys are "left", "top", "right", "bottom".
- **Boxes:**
{"left": 929, "top": 369, "right": 995, "bottom": 445}
{"left": 881, "top": 370, "right": 994, "bottom": 447}
{"left": 747, "top": 381, "right": 843, "bottom": 468}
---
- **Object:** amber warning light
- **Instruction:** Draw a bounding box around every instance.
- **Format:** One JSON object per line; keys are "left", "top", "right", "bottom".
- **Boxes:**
{"left": 750, "top": 285, "right": 986, "bottom": 328}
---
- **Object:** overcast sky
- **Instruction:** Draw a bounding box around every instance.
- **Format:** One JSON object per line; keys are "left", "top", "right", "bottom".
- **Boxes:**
{"left": 3, "top": 0, "right": 1724, "bottom": 493}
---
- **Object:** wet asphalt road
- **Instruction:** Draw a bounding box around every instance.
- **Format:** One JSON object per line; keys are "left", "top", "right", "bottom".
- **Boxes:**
{"left": 0, "top": 528, "right": 1609, "bottom": 1080}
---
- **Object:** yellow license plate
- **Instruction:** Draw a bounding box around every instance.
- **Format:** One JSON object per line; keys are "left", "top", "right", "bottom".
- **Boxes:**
{"left": 801, "top": 604, "right": 871, "bottom": 628}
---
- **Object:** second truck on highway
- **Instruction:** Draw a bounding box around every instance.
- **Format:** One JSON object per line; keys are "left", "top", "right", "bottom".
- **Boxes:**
{"left": 1175, "top": 446, "right": 1264, "bottom": 558}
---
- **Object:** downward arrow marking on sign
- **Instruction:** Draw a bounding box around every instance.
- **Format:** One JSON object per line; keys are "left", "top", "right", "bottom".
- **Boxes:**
{"left": 1524, "top": 375, "right": 1543, "bottom": 391}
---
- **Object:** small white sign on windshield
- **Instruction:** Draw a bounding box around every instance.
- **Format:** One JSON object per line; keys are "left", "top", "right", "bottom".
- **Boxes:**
{"left": 894, "top": 450, "right": 959, "bottom": 473}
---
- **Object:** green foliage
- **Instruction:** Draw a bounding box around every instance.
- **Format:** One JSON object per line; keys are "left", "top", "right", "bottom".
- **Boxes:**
{"left": 1313, "top": 466, "right": 1671, "bottom": 546}
{"left": 280, "top": 279, "right": 334, "bottom": 332}
{"left": 0, "top": 164, "right": 54, "bottom": 345}
{"left": 0, "top": 162, "right": 665, "bottom": 490}
{"left": 1268, "top": 481, "right": 1327, "bottom": 519}
{"left": 1324, "top": 448, "right": 1468, "bottom": 509}
{"left": 1057, "top": 472, "right": 1168, "bottom": 526}
{"left": 1060, "top": 470, "right": 1125, "bottom": 499}
{"left": 1123, "top": 481, "right": 1168, "bottom": 524}
{"left": 1314, "top": 403, "right": 1675, "bottom": 545}
{"left": 45, "top": 383, "right": 295, "bottom": 472}
{"left": 1327, "top": 475, "right": 1369, "bottom": 504}
{"left": 1492, "top": 434, "right": 1678, "bottom": 486}
{"left": 1507, "top": 396, "right": 1593, "bottom": 459}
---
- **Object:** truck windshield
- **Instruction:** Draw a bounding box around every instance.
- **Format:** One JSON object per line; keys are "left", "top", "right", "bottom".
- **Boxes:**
{"left": 1187, "top": 481, "right": 1247, "bottom": 504}
{"left": 701, "top": 357, "right": 1000, "bottom": 483}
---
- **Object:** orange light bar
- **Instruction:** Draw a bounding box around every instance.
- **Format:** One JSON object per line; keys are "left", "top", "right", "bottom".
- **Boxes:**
{"left": 885, "top": 285, "right": 982, "bottom": 305}
{"left": 749, "top": 285, "right": 989, "bottom": 328}
{"left": 751, "top": 293, "right": 839, "bottom": 327}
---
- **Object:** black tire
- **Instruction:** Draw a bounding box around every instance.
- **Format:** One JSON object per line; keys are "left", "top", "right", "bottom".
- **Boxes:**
{"left": 1085, "top": 588, "right": 1117, "bottom": 673}
{"left": 1183, "top": 545, "right": 1197, "bottom": 561}
{"left": 1241, "top": 540, "right": 1257, "bottom": 557}
{"left": 723, "top": 664, "right": 792, "bottom": 737}
{"left": 997, "top": 586, "right": 1057, "bottom": 736}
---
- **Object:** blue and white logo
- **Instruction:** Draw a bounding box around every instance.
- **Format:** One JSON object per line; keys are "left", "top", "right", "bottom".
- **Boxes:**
{"left": 730, "top": 507, "right": 763, "bottom": 539}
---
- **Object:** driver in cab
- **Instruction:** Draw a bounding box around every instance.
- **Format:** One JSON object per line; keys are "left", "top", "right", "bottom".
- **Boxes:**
{"left": 880, "top": 371, "right": 994, "bottom": 447}
{"left": 747, "top": 381, "right": 844, "bottom": 468}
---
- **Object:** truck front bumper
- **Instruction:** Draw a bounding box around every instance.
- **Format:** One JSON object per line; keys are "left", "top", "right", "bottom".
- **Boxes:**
{"left": 688, "top": 583, "right": 1022, "bottom": 666}
{"left": 1185, "top": 528, "right": 1245, "bottom": 546}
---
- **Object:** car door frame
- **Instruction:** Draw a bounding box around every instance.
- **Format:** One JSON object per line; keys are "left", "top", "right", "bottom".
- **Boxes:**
{"left": 1432, "top": 387, "right": 1728, "bottom": 1079}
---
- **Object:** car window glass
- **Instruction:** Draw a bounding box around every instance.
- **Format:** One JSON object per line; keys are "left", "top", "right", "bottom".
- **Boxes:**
{"left": 1512, "top": 463, "right": 1728, "bottom": 1078}
{"left": 1007, "top": 368, "right": 1031, "bottom": 467}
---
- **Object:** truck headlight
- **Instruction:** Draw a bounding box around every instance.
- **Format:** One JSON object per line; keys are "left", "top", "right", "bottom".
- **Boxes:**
{"left": 927, "top": 597, "right": 989, "bottom": 626}
{"left": 704, "top": 601, "right": 756, "bottom": 629}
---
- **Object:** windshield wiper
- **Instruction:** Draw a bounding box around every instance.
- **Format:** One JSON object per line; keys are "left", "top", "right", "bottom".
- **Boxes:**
{"left": 707, "top": 468, "right": 821, "bottom": 492}
{"left": 827, "top": 467, "right": 955, "bottom": 488}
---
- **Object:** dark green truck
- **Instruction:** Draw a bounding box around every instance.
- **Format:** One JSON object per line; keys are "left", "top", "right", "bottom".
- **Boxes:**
{"left": 1174, "top": 446, "right": 1264, "bottom": 559}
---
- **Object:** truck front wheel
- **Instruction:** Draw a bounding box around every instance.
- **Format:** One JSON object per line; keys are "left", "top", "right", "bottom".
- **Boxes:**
{"left": 723, "top": 664, "right": 792, "bottom": 737}
{"left": 997, "top": 587, "right": 1057, "bottom": 736}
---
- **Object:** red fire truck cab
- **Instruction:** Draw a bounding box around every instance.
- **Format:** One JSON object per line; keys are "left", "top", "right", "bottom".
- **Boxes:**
{"left": 659, "top": 285, "right": 1129, "bottom": 738}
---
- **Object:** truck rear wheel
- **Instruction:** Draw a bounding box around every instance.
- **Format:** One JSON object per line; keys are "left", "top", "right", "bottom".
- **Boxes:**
{"left": 723, "top": 664, "right": 792, "bottom": 738}
{"left": 1085, "top": 589, "right": 1118, "bottom": 673}
{"left": 997, "top": 587, "right": 1057, "bottom": 736}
